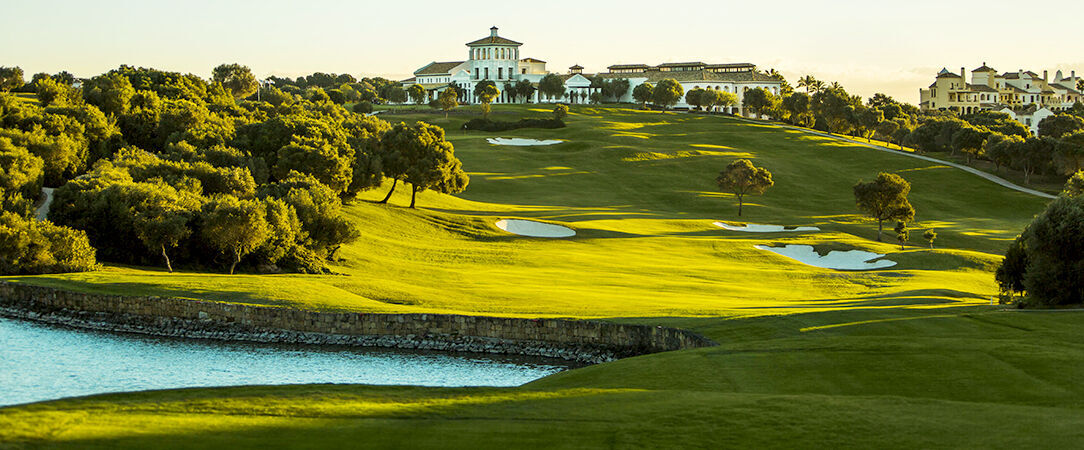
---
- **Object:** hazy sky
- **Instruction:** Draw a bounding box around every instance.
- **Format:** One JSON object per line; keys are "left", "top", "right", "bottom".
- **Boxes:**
{"left": 3, "top": 0, "right": 1082, "bottom": 103}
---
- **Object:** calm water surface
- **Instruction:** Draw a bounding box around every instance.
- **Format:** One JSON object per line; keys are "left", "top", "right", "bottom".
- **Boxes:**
{"left": 0, "top": 317, "right": 571, "bottom": 407}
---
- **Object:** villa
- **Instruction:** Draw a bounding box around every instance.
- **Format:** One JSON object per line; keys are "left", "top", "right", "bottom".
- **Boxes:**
{"left": 920, "top": 64, "right": 1083, "bottom": 135}
{"left": 403, "top": 27, "right": 783, "bottom": 115}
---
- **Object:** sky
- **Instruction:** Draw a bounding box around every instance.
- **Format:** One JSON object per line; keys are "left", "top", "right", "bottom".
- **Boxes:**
{"left": 3, "top": 0, "right": 1083, "bottom": 103}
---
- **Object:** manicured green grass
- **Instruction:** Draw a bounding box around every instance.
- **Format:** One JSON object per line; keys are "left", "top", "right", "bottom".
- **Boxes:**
{"left": 2, "top": 105, "right": 1069, "bottom": 447}
{"left": 4, "top": 308, "right": 1084, "bottom": 448}
{"left": 3, "top": 105, "right": 1045, "bottom": 318}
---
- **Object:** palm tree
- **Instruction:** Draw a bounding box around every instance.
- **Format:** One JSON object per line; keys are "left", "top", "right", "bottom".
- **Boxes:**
{"left": 797, "top": 75, "right": 819, "bottom": 94}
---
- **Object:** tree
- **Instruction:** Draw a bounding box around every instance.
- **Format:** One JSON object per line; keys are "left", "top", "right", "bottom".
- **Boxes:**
{"left": 386, "top": 86, "right": 408, "bottom": 104}
{"left": 811, "top": 86, "right": 860, "bottom": 134}
{"left": 985, "top": 133, "right": 1020, "bottom": 173}
{"left": 764, "top": 69, "right": 792, "bottom": 95}
{"left": 0, "top": 137, "right": 44, "bottom": 214}
{"left": 0, "top": 212, "right": 97, "bottom": 275}
{"left": 715, "top": 159, "right": 773, "bottom": 216}
{"left": 84, "top": 73, "right": 135, "bottom": 116}
{"left": 538, "top": 74, "right": 565, "bottom": 102}
{"left": 132, "top": 187, "right": 196, "bottom": 273}
{"left": 514, "top": 79, "right": 535, "bottom": 103}
{"left": 854, "top": 106, "right": 884, "bottom": 140}
{"left": 473, "top": 82, "right": 500, "bottom": 119}
{"left": 211, "top": 63, "right": 258, "bottom": 100}
{"left": 552, "top": 104, "right": 569, "bottom": 121}
{"left": 632, "top": 83, "right": 653, "bottom": 108}
{"left": 853, "top": 172, "right": 915, "bottom": 241}
{"left": 923, "top": 229, "right": 937, "bottom": 249}
{"left": 1012, "top": 137, "right": 1056, "bottom": 184}
{"left": 608, "top": 79, "right": 630, "bottom": 102}
{"left": 951, "top": 125, "right": 988, "bottom": 164}
{"left": 35, "top": 77, "right": 81, "bottom": 106}
{"left": 1000, "top": 194, "right": 1084, "bottom": 306}
{"left": 875, "top": 120, "right": 900, "bottom": 147}
{"left": 1037, "top": 114, "right": 1084, "bottom": 139}
{"left": 797, "top": 75, "right": 820, "bottom": 94}
{"left": 0, "top": 66, "right": 24, "bottom": 92}
{"left": 400, "top": 123, "right": 469, "bottom": 208}
{"left": 685, "top": 88, "right": 705, "bottom": 111}
{"left": 201, "top": 195, "right": 271, "bottom": 274}
{"left": 995, "top": 236, "right": 1028, "bottom": 300}
{"left": 743, "top": 88, "right": 776, "bottom": 118}
{"left": 353, "top": 101, "right": 373, "bottom": 114}
{"left": 715, "top": 91, "right": 738, "bottom": 113}
{"left": 407, "top": 84, "right": 427, "bottom": 105}
{"left": 651, "top": 79, "right": 683, "bottom": 110}
{"left": 894, "top": 221, "right": 909, "bottom": 250}
{"left": 1056, "top": 130, "right": 1084, "bottom": 174}
{"left": 325, "top": 89, "right": 346, "bottom": 105}
{"left": 780, "top": 92, "right": 812, "bottom": 126}
{"left": 437, "top": 88, "right": 458, "bottom": 117}
{"left": 1064, "top": 171, "right": 1084, "bottom": 198}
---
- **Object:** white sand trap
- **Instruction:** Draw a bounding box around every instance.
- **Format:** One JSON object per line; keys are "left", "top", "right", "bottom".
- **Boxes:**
{"left": 713, "top": 222, "right": 820, "bottom": 233}
{"left": 495, "top": 219, "right": 575, "bottom": 238}
{"left": 754, "top": 244, "right": 897, "bottom": 271}
{"left": 35, "top": 187, "right": 54, "bottom": 221}
{"left": 486, "top": 138, "right": 563, "bottom": 146}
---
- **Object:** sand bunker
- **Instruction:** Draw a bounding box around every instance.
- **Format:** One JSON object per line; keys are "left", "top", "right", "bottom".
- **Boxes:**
{"left": 495, "top": 219, "right": 575, "bottom": 238}
{"left": 486, "top": 138, "right": 563, "bottom": 146}
{"left": 713, "top": 222, "right": 820, "bottom": 233}
{"left": 754, "top": 244, "right": 896, "bottom": 271}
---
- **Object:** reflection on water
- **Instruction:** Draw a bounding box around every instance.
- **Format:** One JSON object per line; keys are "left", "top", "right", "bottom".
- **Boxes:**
{"left": 0, "top": 317, "right": 571, "bottom": 407}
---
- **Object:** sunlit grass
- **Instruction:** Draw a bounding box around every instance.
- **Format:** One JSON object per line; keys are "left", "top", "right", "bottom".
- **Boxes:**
{"left": 2, "top": 104, "right": 1048, "bottom": 318}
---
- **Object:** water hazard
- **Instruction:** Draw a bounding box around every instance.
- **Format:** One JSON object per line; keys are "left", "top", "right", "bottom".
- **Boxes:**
{"left": 0, "top": 317, "right": 572, "bottom": 407}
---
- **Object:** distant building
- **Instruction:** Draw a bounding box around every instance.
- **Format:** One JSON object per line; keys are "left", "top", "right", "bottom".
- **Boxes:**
{"left": 402, "top": 27, "right": 782, "bottom": 116}
{"left": 919, "top": 64, "right": 1082, "bottom": 135}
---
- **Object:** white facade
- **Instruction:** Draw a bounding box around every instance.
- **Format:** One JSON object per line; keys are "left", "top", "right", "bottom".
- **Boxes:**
{"left": 402, "top": 27, "right": 782, "bottom": 117}
{"left": 1001, "top": 106, "right": 1055, "bottom": 137}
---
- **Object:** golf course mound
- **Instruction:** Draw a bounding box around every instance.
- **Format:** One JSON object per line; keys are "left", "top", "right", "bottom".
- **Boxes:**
{"left": 713, "top": 222, "right": 820, "bottom": 233}
{"left": 754, "top": 244, "right": 897, "bottom": 270}
{"left": 495, "top": 219, "right": 576, "bottom": 238}
{"left": 486, "top": 137, "right": 563, "bottom": 146}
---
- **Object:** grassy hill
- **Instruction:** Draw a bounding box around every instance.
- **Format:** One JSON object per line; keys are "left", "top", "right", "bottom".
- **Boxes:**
{"left": 3, "top": 105, "right": 1075, "bottom": 448}
{"left": 0, "top": 105, "right": 1047, "bottom": 318}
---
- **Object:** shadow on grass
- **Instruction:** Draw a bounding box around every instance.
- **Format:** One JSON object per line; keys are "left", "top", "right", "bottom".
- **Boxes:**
{"left": 1, "top": 277, "right": 290, "bottom": 307}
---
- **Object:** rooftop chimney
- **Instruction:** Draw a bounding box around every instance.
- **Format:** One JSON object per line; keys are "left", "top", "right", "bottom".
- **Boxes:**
{"left": 1044, "top": 70, "right": 1049, "bottom": 82}
{"left": 961, "top": 67, "right": 965, "bottom": 79}
{"left": 490, "top": 26, "right": 498, "bottom": 37}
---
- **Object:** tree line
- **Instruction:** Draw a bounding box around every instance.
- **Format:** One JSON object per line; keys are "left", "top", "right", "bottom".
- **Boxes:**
{"left": 0, "top": 63, "right": 467, "bottom": 275}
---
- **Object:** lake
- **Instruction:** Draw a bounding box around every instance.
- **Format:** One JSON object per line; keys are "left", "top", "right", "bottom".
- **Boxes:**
{"left": 0, "top": 317, "right": 571, "bottom": 407}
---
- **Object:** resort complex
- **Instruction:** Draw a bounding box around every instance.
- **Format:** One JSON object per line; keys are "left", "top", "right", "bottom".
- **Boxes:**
{"left": 403, "top": 27, "right": 783, "bottom": 115}
{"left": 5, "top": 6, "right": 1084, "bottom": 448}
{"left": 920, "top": 64, "right": 1083, "bottom": 135}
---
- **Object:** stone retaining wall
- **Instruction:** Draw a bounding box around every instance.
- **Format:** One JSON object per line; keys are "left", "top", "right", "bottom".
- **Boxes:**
{"left": 0, "top": 282, "right": 717, "bottom": 364}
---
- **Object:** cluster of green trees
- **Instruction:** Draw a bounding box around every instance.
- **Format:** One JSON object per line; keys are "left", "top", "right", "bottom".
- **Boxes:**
{"left": 0, "top": 63, "right": 467, "bottom": 275}
{"left": 268, "top": 72, "right": 405, "bottom": 105}
{"left": 996, "top": 173, "right": 1084, "bottom": 306}
{"left": 764, "top": 75, "right": 1084, "bottom": 186}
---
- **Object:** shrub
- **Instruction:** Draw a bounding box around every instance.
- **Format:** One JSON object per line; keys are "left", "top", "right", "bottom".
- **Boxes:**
{"left": 553, "top": 104, "right": 568, "bottom": 120}
{"left": 352, "top": 101, "right": 373, "bottom": 114}
{"left": 0, "top": 212, "right": 98, "bottom": 274}
{"left": 462, "top": 118, "right": 565, "bottom": 132}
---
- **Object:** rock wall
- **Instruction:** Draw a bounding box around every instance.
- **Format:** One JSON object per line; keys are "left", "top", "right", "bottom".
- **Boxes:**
{"left": 0, "top": 282, "right": 716, "bottom": 364}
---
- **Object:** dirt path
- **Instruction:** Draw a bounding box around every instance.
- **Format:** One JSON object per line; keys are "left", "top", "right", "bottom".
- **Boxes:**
{"left": 35, "top": 187, "right": 55, "bottom": 221}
